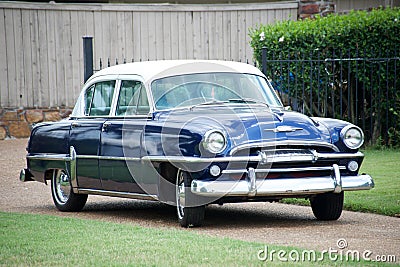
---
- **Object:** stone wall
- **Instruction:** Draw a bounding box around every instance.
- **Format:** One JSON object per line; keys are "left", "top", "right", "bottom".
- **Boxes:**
{"left": 299, "top": 1, "right": 335, "bottom": 19}
{"left": 0, "top": 108, "right": 72, "bottom": 140}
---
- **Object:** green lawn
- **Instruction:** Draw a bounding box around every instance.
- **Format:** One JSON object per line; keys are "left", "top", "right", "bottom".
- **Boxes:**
{"left": 0, "top": 212, "right": 387, "bottom": 266}
{"left": 283, "top": 149, "right": 400, "bottom": 217}
{"left": 344, "top": 149, "right": 400, "bottom": 216}
{"left": 1, "top": 151, "right": 398, "bottom": 266}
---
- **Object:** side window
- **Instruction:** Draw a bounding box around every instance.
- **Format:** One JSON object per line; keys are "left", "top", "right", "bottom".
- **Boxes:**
{"left": 116, "top": 80, "right": 150, "bottom": 116}
{"left": 85, "top": 81, "right": 116, "bottom": 116}
{"left": 84, "top": 85, "right": 95, "bottom": 115}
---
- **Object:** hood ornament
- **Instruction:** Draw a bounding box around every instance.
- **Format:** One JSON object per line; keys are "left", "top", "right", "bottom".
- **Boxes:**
{"left": 267, "top": 126, "right": 303, "bottom": 133}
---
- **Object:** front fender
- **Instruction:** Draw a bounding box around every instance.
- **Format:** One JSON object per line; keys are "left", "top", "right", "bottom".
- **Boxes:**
{"left": 312, "top": 117, "right": 359, "bottom": 152}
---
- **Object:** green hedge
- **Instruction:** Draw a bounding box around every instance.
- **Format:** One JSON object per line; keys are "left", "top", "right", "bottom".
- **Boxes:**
{"left": 250, "top": 8, "right": 400, "bottom": 147}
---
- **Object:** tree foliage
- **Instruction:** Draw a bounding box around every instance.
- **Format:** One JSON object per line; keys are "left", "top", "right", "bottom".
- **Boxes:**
{"left": 250, "top": 8, "right": 400, "bottom": 147}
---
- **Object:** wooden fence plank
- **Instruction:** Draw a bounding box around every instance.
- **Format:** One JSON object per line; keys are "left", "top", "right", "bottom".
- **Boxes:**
{"left": 170, "top": 11, "right": 179, "bottom": 60}
{"left": 230, "top": 11, "right": 238, "bottom": 61}
{"left": 154, "top": 12, "right": 163, "bottom": 60}
{"left": 162, "top": 11, "right": 171, "bottom": 60}
{"left": 93, "top": 11, "right": 102, "bottom": 70}
{"left": 101, "top": 11, "right": 111, "bottom": 65}
{"left": 177, "top": 12, "right": 186, "bottom": 59}
{"left": 222, "top": 11, "right": 231, "bottom": 61}
{"left": 38, "top": 10, "right": 49, "bottom": 107}
{"left": 21, "top": 10, "right": 33, "bottom": 107}
{"left": 215, "top": 11, "right": 223, "bottom": 60}
{"left": 207, "top": 11, "right": 216, "bottom": 59}
{"left": 140, "top": 12, "right": 149, "bottom": 61}
{"left": 5, "top": 9, "right": 16, "bottom": 107}
{"left": 237, "top": 10, "right": 246, "bottom": 62}
{"left": 29, "top": 9, "right": 41, "bottom": 107}
{"left": 124, "top": 11, "right": 134, "bottom": 63}
{"left": 63, "top": 11, "right": 74, "bottom": 107}
{"left": 13, "top": 9, "right": 24, "bottom": 107}
{"left": 0, "top": 9, "right": 8, "bottom": 107}
{"left": 54, "top": 10, "right": 66, "bottom": 106}
{"left": 185, "top": 11, "right": 194, "bottom": 59}
{"left": 192, "top": 11, "right": 200, "bottom": 59}
{"left": 245, "top": 11, "right": 254, "bottom": 62}
{"left": 132, "top": 12, "right": 141, "bottom": 62}
{"left": 46, "top": 9, "right": 57, "bottom": 107}
{"left": 70, "top": 11, "right": 81, "bottom": 102}
{"left": 109, "top": 11, "right": 118, "bottom": 64}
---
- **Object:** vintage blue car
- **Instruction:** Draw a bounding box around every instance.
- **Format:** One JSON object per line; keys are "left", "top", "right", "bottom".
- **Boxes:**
{"left": 20, "top": 60, "right": 374, "bottom": 227}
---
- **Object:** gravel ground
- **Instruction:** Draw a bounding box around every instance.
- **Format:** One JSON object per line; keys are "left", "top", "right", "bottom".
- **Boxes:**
{"left": 0, "top": 138, "right": 399, "bottom": 262}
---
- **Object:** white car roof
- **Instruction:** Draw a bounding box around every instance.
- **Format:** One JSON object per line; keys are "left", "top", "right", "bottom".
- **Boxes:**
{"left": 87, "top": 60, "right": 265, "bottom": 84}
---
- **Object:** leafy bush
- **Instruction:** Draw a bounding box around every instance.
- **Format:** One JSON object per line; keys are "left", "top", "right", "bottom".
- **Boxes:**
{"left": 250, "top": 8, "right": 400, "bottom": 147}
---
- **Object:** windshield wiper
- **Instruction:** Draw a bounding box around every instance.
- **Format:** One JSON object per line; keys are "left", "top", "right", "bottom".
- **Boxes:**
{"left": 189, "top": 98, "right": 270, "bottom": 111}
{"left": 189, "top": 100, "right": 229, "bottom": 110}
{"left": 228, "top": 98, "right": 270, "bottom": 108}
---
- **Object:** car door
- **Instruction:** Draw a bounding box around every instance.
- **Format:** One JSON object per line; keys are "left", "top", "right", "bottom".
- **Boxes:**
{"left": 99, "top": 79, "right": 155, "bottom": 194}
{"left": 69, "top": 80, "right": 116, "bottom": 189}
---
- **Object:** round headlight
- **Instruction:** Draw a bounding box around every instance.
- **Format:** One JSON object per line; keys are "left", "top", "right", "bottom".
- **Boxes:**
{"left": 341, "top": 125, "right": 364, "bottom": 149}
{"left": 202, "top": 130, "right": 226, "bottom": 154}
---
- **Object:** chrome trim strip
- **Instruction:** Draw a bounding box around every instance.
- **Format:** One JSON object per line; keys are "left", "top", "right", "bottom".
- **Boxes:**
{"left": 142, "top": 155, "right": 263, "bottom": 163}
{"left": 317, "top": 152, "right": 364, "bottom": 159}
{"left": 28, "top": 150, "right": 363, "bottom": 165}
{"left": 191, "top": 174, "right": 374, "bottom": 197}
{"left": 77, "top": 155, "right": 141, "bottom": 161}
{"left": 27, "top": 153, "right": 141, "bottom": 162}
{"left": 143, "top": 151, "right": 364, "bottom": 164}
{"left": 27, "top": 154, "right": 71, "bottom": 161}
{"left": 229, "top": 140, "right": 340, "bottom": 155}
{"left": 221, "top": 166, "right": 347, "bottom": 174}
{"left": 77, "top": 188, "right": 158, "bottom": 201}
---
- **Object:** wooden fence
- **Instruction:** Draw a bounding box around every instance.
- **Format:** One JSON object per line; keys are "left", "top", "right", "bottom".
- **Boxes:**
{"left": 0, "top": 1, "right": 298, "bottom": 108}
{"left": 335, "top": 0, "right": 398, "bottom": 13}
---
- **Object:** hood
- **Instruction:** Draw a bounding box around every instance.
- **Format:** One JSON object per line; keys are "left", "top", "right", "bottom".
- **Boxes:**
{"left": 152, "top": 105, "right": 332, "bottom": 155}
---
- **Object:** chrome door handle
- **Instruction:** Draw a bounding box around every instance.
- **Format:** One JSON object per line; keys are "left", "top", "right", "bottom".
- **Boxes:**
{"left": 71, "top": 121, "right": 79, "bottom": 128}
{"left": 102, "top": 122, "right": 112, "bottom": 132}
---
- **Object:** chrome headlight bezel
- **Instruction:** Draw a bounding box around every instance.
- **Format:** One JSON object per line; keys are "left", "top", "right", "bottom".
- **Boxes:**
{"left": 340, "top": 125, "right": 364, "bottom": 149}
{"left": 202, "top": 130, "right": 227, "bottom": 154}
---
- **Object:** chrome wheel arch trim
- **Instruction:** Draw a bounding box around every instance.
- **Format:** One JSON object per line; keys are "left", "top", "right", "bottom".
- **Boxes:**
{"left": 52, "top": 169, "right": 71, "bottom": 205}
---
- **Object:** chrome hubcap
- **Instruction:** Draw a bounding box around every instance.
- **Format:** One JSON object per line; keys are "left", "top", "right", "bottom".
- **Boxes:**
{"left": 176, "top": 170, "right": 185, "bottom": 219}
{"left": 55, "top": 171, "right": 71, "bottom": 204}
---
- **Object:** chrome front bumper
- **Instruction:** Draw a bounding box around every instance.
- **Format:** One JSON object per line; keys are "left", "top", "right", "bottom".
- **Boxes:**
{"left": 191, "top": 164, "right": 374, "bottom": 197}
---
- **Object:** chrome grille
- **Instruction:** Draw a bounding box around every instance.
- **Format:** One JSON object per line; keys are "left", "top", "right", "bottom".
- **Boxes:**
{"left": 227, "top": 144, "right": 345, "bottom": 179}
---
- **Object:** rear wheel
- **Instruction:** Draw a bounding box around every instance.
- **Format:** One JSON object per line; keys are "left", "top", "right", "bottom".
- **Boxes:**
{"left": 310, "top": 192, "right": 344, "bottom": 220}
{"left": 51, "top": 169, "right": 87, "bottom": 212}
{"left": 176, "top": 169, "right": 205, "bottom": 227}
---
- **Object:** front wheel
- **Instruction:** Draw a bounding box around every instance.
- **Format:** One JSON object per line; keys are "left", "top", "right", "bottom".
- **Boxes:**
{"left": 176, "top": 170, "right": 205, "bottom": 227}
{"left": 310, "top": 192, "right": 344, "bottom": 220}
{"left": 51, "top": 169, "right": 87, "bottom": 212}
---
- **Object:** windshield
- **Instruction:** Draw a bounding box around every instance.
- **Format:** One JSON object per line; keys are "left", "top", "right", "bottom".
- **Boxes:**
{"left": 151, "top": 73, "right": 282, "bottom": 110}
